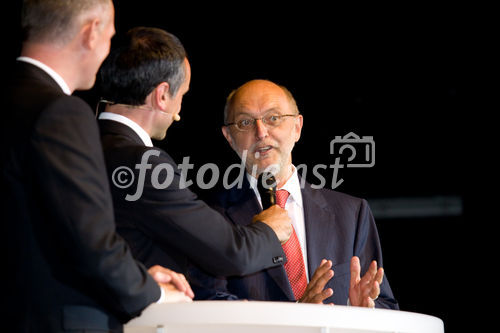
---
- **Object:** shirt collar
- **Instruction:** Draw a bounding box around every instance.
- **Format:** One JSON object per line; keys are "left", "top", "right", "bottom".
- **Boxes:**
{"left": 279, "top": 166, "right": 303, "bottom": 208}
{"left": 98, "top": 112, "right": 154, "bottom": 147}
{"left": 17, "top": 57, "right": 71, "bottom": 95}
{"left": 247, "top": 165, "right": 303, "bottom": 208}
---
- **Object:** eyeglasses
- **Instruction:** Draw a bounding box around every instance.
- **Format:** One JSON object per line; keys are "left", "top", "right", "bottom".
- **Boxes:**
{"left": 225, "top": 112, "right": 298, "bottom": 131}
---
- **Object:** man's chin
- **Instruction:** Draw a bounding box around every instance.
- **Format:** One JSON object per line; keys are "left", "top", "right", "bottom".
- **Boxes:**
{"left": 75, "top": 77, "right": 96, "bottom": 92}
{"left": 152, "top": 130, "right": 167, "bottom": 141}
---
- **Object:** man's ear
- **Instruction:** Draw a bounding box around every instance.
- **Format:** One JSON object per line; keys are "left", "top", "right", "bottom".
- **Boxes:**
{"left": 221, "top": 126, "right": 234, "bottom": 148}
{"left": 154, "top": 82, "right": 170, "bottom": 109}
{"left": 80, "top": 18, "right": 101, "bottom": 50}
{"left": 294, "top": 114, "right": 304, "bottom": 143}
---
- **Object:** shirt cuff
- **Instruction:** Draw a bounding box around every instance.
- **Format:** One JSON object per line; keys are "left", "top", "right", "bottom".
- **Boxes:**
{"left": 156, "top": 286, "right": 166, "bottom": 303}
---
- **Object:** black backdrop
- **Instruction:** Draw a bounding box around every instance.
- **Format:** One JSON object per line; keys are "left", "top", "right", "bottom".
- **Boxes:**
{"left": 5, "top": 2, "right": 482, "bottom": 331}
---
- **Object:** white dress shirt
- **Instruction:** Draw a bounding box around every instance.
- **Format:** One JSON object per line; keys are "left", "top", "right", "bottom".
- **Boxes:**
{"left": 98, "top": 112, "right": 153, "bottom": 147}
{"left": 248, "top": 166, "right": 309, "bottom": 280}
{"left": 17, "top": 57, "right": 71, "bottom": 95}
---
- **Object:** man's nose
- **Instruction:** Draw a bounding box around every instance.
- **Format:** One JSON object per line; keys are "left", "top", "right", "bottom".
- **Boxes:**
{"left": 254, "top": 119, "right": 269, "bottom": 140}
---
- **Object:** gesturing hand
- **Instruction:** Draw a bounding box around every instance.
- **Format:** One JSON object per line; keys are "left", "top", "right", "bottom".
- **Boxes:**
{"left": 298, "top": 259, "right": 334, "bottom": 304}
{"left": 348, "top": 256, "right": 383, "bottom": 308}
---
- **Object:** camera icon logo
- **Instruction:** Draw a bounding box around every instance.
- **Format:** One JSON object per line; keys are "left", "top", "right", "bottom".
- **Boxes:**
{"left": 330, "top": 132, "right": 375, "bottom": 168}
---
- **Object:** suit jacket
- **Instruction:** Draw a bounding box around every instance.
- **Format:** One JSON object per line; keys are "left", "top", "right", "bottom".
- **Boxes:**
{"left": 1, "top": 62, "right": 160, "bottom": 332}
{"left": 190, "top": 177, "right": 399, "bottom": 309}
{"left": 98, "top": 120, "right": 285, "bottom": 278}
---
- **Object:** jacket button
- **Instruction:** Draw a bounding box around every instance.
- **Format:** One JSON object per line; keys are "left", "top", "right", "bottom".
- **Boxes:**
{"left": 273, "top": 256, "right": 283, "bottom": 264}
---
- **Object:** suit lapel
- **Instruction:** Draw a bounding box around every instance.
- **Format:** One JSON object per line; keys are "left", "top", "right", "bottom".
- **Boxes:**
{"left": 302, "top": 182, "right": 340, "bottom": 276}
{"left": 225, "top": 180, "right": 295, "bottom": 301}
{"left": 265, "top": 259, "right": 295, "bottom": 300}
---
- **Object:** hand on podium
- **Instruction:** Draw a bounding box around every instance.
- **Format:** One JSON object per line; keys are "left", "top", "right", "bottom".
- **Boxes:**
{"left": 148, "top": 265, "right": 194, "bottom": 303}
{"left": 160, "top": 283, "right": 193, "bottom": 303}
{"left": 253, "top": 205, "right": 293, "bottom": 244}
{"left": 348, "top": 256, "right": 383, "bottom": 308}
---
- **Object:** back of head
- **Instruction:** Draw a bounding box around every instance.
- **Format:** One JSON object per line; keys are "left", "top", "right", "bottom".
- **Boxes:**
{"left": 99, "top": 26, "right": 187, "bottom": 106}
{"left": 22, "top": 0, "right": 111, "bottom": 46}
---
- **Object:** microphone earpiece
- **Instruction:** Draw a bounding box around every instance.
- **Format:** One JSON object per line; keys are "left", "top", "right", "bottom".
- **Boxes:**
{"left": 173, "top": 114, "right": 181, "bottom": 122}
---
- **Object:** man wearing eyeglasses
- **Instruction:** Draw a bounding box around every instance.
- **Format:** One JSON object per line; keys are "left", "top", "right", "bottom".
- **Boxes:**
{"left": 190, "top": 79, "right": 398, "bottom": 309}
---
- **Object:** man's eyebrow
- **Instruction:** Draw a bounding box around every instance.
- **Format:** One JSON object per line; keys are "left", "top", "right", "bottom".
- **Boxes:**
{"left": 234, "top": 107, "right": 281, "bottom": 117}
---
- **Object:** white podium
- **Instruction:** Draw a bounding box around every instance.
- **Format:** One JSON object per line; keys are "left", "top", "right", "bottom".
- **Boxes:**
{"left": 125, "top": 301, "right": 444, "bottom": 333}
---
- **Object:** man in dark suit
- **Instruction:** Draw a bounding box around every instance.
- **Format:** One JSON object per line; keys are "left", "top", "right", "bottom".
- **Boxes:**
{"left": 97, "top": 28, "right": 292, "bottom": 281}
{"left": 1, "top": 1, "right": 193, "bottom": 332}
{"left": 191, "top": 79, "right": 399, "bottom": 309}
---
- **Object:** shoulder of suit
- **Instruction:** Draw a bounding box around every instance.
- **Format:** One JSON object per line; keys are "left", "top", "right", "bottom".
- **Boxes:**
{"left": 306, "top": 183, "right": 368, "bottom": 209}
{"left": 99, "top": 122, "right": 174, "bottom": 164}
{"left": 13, "top": 73, "right": 90, "bottom": 120}
{"left": 124, "top": 146, "right": 179, "bottom": 174}
{"left": 35, "top": 95, "right": 95, "bottom": 126}
{"left": 142, "top": 146, "right": 176, "bottom": 165}
{"left": 52, "top": 95, "right": 91, "bottom": 111}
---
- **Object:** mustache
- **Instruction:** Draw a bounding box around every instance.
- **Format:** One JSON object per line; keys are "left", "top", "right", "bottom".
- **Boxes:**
{"left": 249, "top": 142, "right": 278, "bottom": 159}
{"left": 250, "top": 141, "right": 278, "bottom": 153}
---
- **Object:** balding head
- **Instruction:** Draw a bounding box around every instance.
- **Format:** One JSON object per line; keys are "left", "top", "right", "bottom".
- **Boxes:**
{"left": 224, "top": 79, "right": 299, "bottom": 125}
{"left": 221, "top": 79, "right": 303, "bottom": 186}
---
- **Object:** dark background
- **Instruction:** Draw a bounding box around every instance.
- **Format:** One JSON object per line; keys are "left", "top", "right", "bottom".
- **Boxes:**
{"left": 6, "top": 2, "right": 484, "bottom": 331}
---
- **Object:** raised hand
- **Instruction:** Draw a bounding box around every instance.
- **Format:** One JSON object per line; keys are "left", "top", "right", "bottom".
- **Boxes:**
{"left": 348, "top": 256, "right": 383, "bottom": 308}
{"left": 298, "top": 259, "right": 334, "bottom": 304}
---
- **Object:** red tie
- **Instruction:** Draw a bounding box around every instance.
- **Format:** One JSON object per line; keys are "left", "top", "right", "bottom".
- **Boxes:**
{"left": 276, "top": 189, "right": 308, "bottom": 300}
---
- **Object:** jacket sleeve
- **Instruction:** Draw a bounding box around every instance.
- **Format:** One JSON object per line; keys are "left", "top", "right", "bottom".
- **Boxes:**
{"left": 31, "top": 96, "right": 160, "bottom": 321}
{"left": 354, "top": 199, "right": 399, "bottom": 309}
{"left": 111, "top": 147, "right": 285, "bottom": 277}
{"left": 188, "top": 265, "right": 241, "bottom": 301}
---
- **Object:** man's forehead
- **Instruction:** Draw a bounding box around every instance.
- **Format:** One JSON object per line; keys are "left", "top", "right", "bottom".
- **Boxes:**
{"left": 232, "top": 90, "right": 288, "bottom": 114}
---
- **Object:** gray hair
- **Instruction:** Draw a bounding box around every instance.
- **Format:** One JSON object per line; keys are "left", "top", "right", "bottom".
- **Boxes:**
{"left": 223, "top": 81, "right": 299, "bottom": 125}
{"left": 22, "top": 0, "right": 111, "bottom": 45}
